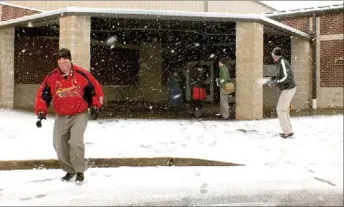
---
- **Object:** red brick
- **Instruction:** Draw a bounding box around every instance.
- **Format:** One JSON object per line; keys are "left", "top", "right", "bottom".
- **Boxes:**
{"left": 277, "top": 16, "right": 311, "bottom": 33}
{"left": 272, "top": 11, "right": 343, "bottom": 88}
{"left": 1, "top": 5, "right": 39, "bottom": 21}
{"left": 320, "top": 39, "right": 344, "bottom": 87}
{"left": 320, "top": 11, "right": 344, "bottom": 35}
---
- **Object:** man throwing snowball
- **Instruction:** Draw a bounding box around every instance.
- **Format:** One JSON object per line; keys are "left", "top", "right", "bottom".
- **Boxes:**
{"left": 268, "top": 47, "right": 296, "bottom": 139}
{"left": 35, "top": 48, "right": 104, "bottom": 183}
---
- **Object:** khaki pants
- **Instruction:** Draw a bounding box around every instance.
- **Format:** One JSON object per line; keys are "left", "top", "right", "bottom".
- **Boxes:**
{"left": 53, "top": 112, "right": 88, "bottom": 173}
{"left": 220, "top": 89, "right": 229, "bottom": 119}
{"left": 277, "top": 87, "right": 296, "bottom": 134}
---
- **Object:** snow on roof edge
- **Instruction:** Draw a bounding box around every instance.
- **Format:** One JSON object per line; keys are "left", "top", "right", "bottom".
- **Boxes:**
{"left": 263, "top": 4, "right": 343, "bottom": 18}
{"left": 0, "top": 7, "right": 262, "bottom": 28}
{"left": 0, "top": 6, "right": 311, "bottom": 39}
{"left": 259, "top": 15, "right": 311, "bottom": 39}
{"left": 65, "top": 6, "right": 262, "bottom": 20}
{"left": 0, "top": 1, "right": 44, "bottom": 12}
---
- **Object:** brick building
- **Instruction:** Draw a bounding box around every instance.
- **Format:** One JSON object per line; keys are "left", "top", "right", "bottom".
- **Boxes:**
{"left": 265, "top": 5, "right": 343, "bottom": 109}
{"left": 0, "top": 2, "right": 342, "bottom": 120}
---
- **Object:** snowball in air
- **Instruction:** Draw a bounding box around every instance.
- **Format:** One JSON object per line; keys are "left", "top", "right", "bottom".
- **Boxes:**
{"left": 106, "top": 36, "right": 118, "bottom": 46}
{"left": 256, "top": 77, "right": 272, "bottom": 85}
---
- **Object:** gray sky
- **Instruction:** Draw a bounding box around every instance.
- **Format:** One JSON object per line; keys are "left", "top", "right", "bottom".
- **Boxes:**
{"left": 261, "top": 1, "right": 343, "bottom": 11}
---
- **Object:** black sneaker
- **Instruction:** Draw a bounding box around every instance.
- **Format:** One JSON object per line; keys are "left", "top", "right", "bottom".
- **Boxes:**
{"left": 280, "top": 133, "right": 294, "bottom": 139}
{"left": 61, "top": 173, "right": 76, "bottom": 182}
{"left": 75, "top": 173, "right": 84, "bottom": 183}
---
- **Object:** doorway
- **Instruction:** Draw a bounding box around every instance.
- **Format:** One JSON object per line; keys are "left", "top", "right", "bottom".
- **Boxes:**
{"left": 185, "top": 61, "right": 215, "bottom": 102}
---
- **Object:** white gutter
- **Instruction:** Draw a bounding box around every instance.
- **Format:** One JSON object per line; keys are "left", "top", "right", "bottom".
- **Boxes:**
{"left": 0, "top": 6, "right": 311, "bottom": 39}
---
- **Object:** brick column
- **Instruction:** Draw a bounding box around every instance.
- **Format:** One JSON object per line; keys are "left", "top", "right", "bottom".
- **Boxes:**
{"left": 291, "top": 37, "right": 312, "bottom": 109}
{"left": 0, "top": 27, "right": 15, "bottom": 108}
{"left": 0, "top": 5, "right": 2, "bottom": 21}
{"left": 235, "top": 22, "right": 264, "bottom": 120}
{"left": 59, "top": 15, "right": 91, "bottom": 70}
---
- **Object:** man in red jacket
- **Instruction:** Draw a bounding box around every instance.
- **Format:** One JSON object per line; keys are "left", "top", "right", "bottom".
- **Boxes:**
{"left": 35, "top": 48, "right": 104, "bottom": 183}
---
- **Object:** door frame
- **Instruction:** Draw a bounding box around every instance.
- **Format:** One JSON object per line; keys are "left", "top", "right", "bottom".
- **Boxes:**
{"left": 185, "top": 61, "right": 215, "bottom": 102}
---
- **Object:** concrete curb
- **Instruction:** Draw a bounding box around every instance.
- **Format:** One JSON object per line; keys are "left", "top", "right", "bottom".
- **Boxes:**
{"left": 0, "top": 157, "right": 245, "bottom": 170}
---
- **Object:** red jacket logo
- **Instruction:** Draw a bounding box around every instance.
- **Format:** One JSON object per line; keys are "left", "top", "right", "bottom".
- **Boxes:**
{"left": 55, "top": 81, "right": 82, "bottom": 98}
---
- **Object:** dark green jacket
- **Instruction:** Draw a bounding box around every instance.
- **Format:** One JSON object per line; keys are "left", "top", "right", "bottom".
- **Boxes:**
{"left": 275, "top": 57, "right": 296, "bottom": 90}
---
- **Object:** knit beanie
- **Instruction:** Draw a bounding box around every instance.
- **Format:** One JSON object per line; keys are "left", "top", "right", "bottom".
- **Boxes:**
{"left": 271, "top": 47, "right": 282, "bottom": 56}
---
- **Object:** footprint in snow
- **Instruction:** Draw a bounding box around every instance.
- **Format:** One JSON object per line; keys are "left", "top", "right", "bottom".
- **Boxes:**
{"left": 20, "top": 197, "right": 33, "bottom": 201}
{"left": 28, "top": 178, "right": 56, "bottom": 183}
{"left": 236, "top": 129, "right": 258, "bottom": 133}
{"left": 20, "top": 194, "right": 47, "bottom": 201}
{"left": 35, "top": 194, "right": 47, "bottom": 198}
{"left": 200, "top": 182, "right": 208, "bottom": 194}
{"left": 140, "top": 144, "right": 151, "bottom": 149}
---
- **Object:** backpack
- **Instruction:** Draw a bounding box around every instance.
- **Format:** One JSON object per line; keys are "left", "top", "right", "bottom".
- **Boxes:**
{"left": 193, "top": 86, "right": 207, "bottom": 101}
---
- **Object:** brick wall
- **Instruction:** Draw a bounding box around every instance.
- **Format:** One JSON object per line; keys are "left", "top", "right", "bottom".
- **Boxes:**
{"left": 277, "top": 16, "right": 311, "bottom": 33}
{"left": 236, "top": 22, "right": 264, "bottom": 120}
{"left": 274, "top": 11, "right": 343, "bottom": 88}
{"left": 1, "top": 5, "right": 39, "bottom": 21}
{"left": 14, "top": 36, "right": 58, "bottom": 84}
{"left": 320, "top": 11, "right": 344, "bottom": 35}
{"left": 319, "top": 11, "right": 344, "bottom": 88}
{"left": 59, "top": 16, "right": 91, "bottom": 70}
{"left": 0, "top": 27, "right": 15, "bottom": 108}
{"left": 291, "top": 37, "right": 312, "bottom": 109}
{"left": 320, "top": 39, "right": 344, "bottom": 87}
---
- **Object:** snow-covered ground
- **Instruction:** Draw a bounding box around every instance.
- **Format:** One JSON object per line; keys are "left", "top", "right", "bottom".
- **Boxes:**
{"left": 0, "top": 108, "right": 342, "bottom": 166}
{"left": 0, "top": 108, "right": 343, "bottom": 205}
{"left": 0, "top": 166, "right": 343, "bottom": 206}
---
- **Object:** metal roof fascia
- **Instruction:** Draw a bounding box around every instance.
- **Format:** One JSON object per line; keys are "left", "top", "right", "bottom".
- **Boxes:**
{"left": 0, "top": 7, "right": 311, "bottom": 40}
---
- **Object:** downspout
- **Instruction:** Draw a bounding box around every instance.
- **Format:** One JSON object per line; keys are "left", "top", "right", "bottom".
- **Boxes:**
{"left": 311, "top": 14, "right": 317, "bottom": 110}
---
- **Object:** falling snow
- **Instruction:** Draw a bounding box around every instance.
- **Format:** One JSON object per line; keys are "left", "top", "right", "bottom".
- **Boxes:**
{"left": 0, "top": 4, "right": 342, "bottom": 206}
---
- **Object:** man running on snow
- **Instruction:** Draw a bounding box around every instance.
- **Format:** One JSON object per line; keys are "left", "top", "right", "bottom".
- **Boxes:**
{"left": 35, "top": 48, "right": 104, "bottom": 183}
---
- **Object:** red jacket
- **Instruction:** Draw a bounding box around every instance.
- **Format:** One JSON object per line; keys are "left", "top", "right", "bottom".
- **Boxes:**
{"left": 35, "top": 64, "right": 104, "bottom": 116}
